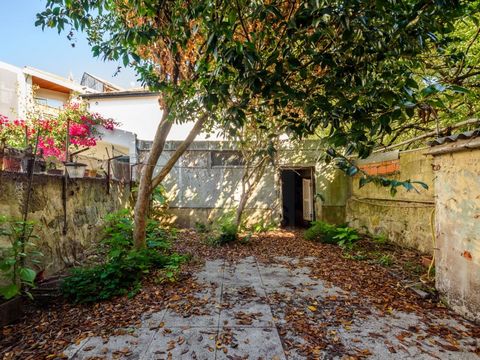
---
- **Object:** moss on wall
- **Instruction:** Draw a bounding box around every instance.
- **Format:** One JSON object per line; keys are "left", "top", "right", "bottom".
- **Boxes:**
{"left": 346, "top": 148, "right": 435, "bottom": 253}
{"left": 0, "top": 172, "right": 131, "bottom": 274}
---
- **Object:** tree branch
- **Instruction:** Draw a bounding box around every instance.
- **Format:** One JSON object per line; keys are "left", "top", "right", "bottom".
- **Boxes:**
{"left": 150, "top": 113, "right": 208, "bottom": 189}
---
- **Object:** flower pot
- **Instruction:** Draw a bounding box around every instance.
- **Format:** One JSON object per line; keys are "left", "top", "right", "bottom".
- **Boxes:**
{"left": 86, "top": 169, "right": 98, "bottom": 178}
{"left": 2, "top": 156, "right": 22, "bottom": 172}
{"left": 64, "top": 162, "right": 87, "bottom": 178}
{"left": 421, "top": 256, "right": 433, "bottom": 268}
{"left": 30, "top": 276, "right": 63, "bottom": 306}
{"left": 0, "top": 296, "right": 23, "bottom": 327}
{"left": 22, "top": 158, "right": 47, "bottom": 174}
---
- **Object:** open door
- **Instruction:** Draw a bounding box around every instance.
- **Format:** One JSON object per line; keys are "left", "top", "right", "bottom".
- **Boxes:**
{"left": 302, "top": 178, "right": 313, "bottom": 221}
{"left": 281, "top": 167, "right": 314, "bottom": 227}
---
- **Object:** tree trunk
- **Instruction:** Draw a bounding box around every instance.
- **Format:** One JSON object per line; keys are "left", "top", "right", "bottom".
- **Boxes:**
{"left": 235, "top": 188, "right": 249, "bottom": 227}
{"left": 150, "top": 114, "right": 208, "bottom": 189}
{"left": 234, "top": 157, "right": 269, "bottom": 228}
{"left": 133, "top": 108, "right": 172, "bottom": 249}
{"left": 134, "top": 112, "right": 208, "bottom": 248}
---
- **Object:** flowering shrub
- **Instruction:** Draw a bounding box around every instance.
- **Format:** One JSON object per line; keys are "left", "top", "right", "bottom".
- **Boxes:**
{"left": 0, "top": 102, "right": 117, "bottom": 160}
{"left": 0, "top": 116, "right": 28, "bottom": 149}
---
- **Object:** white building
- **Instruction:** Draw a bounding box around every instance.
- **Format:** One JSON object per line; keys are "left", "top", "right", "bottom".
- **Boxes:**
{"left": 0, "top": 61, "right": 89, "bottom": 119}
{"left": 81, "top": 90, "right": 222, "bottom": 142}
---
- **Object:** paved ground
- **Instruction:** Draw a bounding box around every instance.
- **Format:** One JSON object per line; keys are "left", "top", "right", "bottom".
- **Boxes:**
{"left": 65, "top": 256, "right": 479, "bottom": 359}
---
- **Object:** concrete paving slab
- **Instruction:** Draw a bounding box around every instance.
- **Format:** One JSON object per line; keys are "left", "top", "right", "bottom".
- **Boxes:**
{"left": 63, "top": 256, "right": 478, "bottom": 360}
{"left": 195, "top": 259, "right": 225, "bottom": 285}
{"left": 219, "top": 302, "right": 275, "bottom": 328}
{"left": 67, "top": 329, "right": 155, "bottom": 359}
{"left": 161, "top": 308, "right": 219, "bottom": 328}
{"left": 216, "top": 327, "right": 287, "bottom": 360}
{"left": 142, "top": 327, "right": 217, "bottom": 360}
{"left": 141, "top": 310, "right": 167, "bottom": 330}
{"left": 221, "top": 283, "right": 268, "bottom": 303}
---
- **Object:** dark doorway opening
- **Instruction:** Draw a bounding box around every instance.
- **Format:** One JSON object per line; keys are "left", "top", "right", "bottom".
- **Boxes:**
{"left": 281, "top": 168, "right": 314, "bottom": 228}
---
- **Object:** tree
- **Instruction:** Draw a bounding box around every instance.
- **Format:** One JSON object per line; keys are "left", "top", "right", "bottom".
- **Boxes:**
{"left": 37, "top": 0, "right": 476, "bottom": 246}
{"left": 227, "top": 115, "right": 280, "bottom": 228}
{"left": 37, "top": 0, "right": 222, "bottom": 248}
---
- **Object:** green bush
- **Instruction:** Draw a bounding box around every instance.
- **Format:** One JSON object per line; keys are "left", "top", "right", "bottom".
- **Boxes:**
{"left": 61, "top": 212, "right": 185, "bottom": 303}
{"left": 0, "top": 217, "right": 43, "bottom": 300}
{"left": 304, "top": 221, "right": 337, "bottom": 243}
{"left": 243, "top": 220, "right": 277, "bottom": 234}
{"left": 304, "top": 221, "right": 360, "bottom": 249}
{"left": 194, "top": 221, "right": 209, "bottom": 234}
{"left": 206, "top": 213, "right": 238, "bottom": 246}
{"left": 333, "top": 226, "right": 360, "bottom": 249}
{"left": 216, "top": 213, "right": 238, "bottom": 244}
{"left": 377, "top": 254, "right": 394, "bottom": 267}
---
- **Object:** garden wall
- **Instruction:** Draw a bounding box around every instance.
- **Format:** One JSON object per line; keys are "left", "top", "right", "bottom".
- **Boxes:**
{"left": 428, "top": 137, "right": 480, "bottom": 322}
{"left": 0, "top": 172, "right": 130, "bottom": 275}
{"left": 346, "top": 148, "right": 435, "bottom": 254}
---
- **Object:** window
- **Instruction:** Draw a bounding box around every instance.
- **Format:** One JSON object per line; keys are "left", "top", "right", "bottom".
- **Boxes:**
{"left": 211, "top": 150, "right": 244, "bottom": 167}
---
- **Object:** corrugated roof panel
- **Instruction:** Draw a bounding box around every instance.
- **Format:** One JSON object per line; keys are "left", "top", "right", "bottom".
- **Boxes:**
{"left": 428, "top": 129, "right": 480, "bottom": 146}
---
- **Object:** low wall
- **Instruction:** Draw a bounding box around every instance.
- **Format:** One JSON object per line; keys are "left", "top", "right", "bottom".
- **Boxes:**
{"left": 0, "top": 172, "right": 130, "bottom": 274}
{"left": 346, "top": 149, "right": 435, "bottom": 253}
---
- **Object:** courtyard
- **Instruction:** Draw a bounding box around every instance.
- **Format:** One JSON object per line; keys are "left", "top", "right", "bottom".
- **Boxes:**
{"left": 2, "top": 231, "right": 479, "bottom": 359}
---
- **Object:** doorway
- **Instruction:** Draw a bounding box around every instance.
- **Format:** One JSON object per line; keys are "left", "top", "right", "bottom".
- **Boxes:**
{"left": 280, "top": 167, "right": 314, "bottom": 228}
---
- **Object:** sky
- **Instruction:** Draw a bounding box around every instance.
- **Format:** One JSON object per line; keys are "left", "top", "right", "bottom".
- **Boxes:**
{"left": 0, "top": 0, "right": 139, "bottom": 89}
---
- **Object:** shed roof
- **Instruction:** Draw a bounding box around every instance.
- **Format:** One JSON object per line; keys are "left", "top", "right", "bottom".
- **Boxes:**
{"left": 427, "top": 129, "right": 480, "bottom": 147}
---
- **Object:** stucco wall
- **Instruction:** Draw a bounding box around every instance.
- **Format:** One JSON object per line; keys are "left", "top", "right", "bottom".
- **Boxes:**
{"left": 86, "top": 96, "right": 222, "bottom": 142}
{"left": 430, "top": 139, "right": 480, "bottom": 322}
{"left": 0, "top": 172, "right": 130, "bottom": 274}
{"left": 346, "top": 149, "right": 435, "bottom": 253}
{"left": 141, "top": 140, "right": 348, "bottom": 227}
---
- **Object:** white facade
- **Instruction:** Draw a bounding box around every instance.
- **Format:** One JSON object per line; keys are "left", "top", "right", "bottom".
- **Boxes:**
{"left": 0, "top": 61, "right": 30, "bottom": 119}
{"left": 0, "top": 61, "right": 91, "bottom": 119}
{"left": 85, "top": 93, "right": 222, "bottom": 141}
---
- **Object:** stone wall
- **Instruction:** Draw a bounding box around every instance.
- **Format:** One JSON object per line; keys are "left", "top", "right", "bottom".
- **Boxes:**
{"left": 346, "top": 149, "right": 435, "bottom": 253}
{"left": 0, "top": 172, "right": 130, "bottom": 274}
{"left": 429, "top": 138, "right": 480, "bottom": 322}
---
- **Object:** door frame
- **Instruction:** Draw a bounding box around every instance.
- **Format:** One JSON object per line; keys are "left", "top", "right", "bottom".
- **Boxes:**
{"left": 278, "top": 166, "right": 316, "bottom": 226}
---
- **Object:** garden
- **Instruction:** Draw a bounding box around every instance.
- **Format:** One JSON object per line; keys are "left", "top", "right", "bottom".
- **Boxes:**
{"left": 1, "top": 0, "right": 480, "bottom": 358}
{"left": 1, "top": 214, "right": 479, "bottom": 358}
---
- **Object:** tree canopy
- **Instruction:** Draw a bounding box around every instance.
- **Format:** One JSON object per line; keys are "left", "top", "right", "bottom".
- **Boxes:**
{"left": 37, "top": 0, "right": 478, "bottom": 156}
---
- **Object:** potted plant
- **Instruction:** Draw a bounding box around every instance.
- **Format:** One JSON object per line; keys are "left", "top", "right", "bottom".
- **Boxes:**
{"left": 2, "top": 148, "right": 23, "bottom": 172}
{"left": 86, "top": 168, "right": 98, "bottom": 178}
{"left": 0, "top": 217, "right": 43, "bottom": 326}
{"left": 45, "top": 156, "right": 63, "bottom": 175}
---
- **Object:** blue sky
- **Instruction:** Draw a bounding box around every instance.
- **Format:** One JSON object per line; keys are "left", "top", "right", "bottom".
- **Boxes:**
{"left": 0, "top": 0, "right": 139, "bottom": 88}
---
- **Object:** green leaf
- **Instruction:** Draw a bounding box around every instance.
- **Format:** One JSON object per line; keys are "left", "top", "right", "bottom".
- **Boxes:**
{"left": 19, "top": 268, "right": 37, "bottom": 283}
{"left": 359, "top": 177, "right": 371, "bottom": 188}
{"left": 347, "top": 166, "right": 358, "bottom": 176}
{"left": 448, "top": 85, "right": 471, "bottom": 94}
{"left": 0, "top": 284, "right": 20, "bottom": 300}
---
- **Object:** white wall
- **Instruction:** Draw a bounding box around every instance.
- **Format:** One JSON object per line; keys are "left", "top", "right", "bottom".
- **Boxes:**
{"left": 0, "top": 61, "right": 28, "bottom": 119}
{"left": 87, "top": 95, "right": 222, "bottom": 141}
